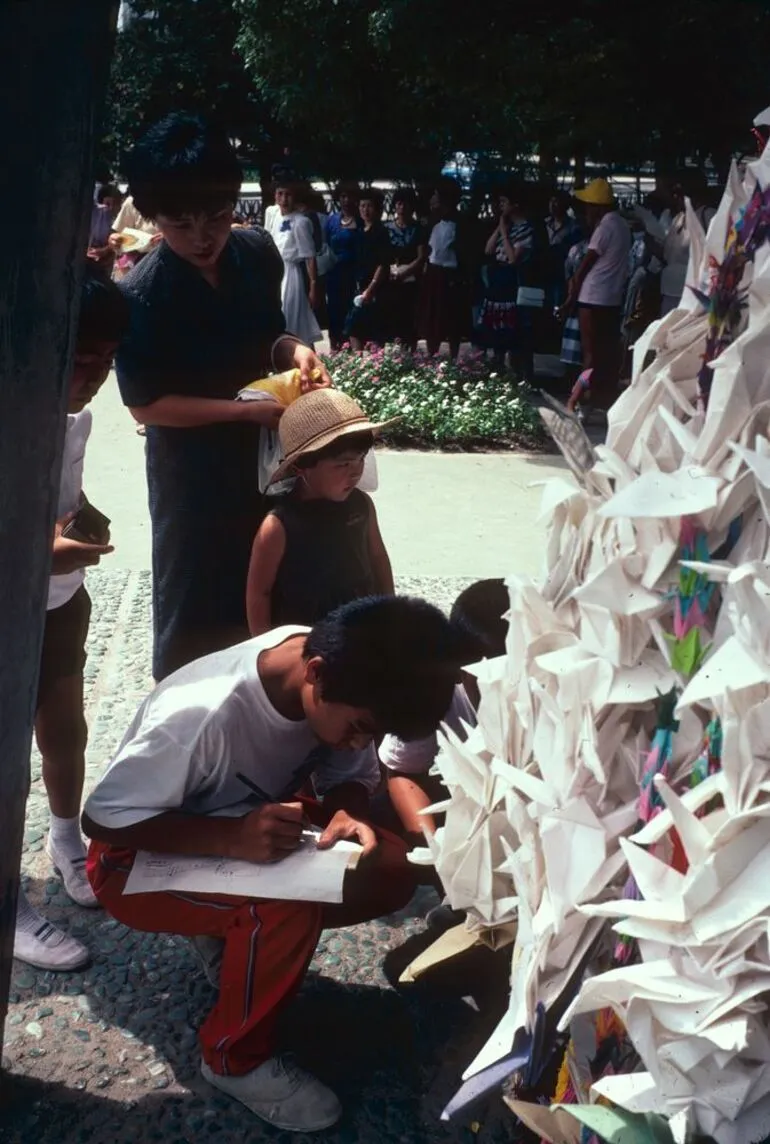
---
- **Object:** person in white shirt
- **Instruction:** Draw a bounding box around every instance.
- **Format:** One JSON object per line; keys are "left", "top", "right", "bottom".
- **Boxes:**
{"left": 13, "top": 273, "right": 129, "bottom": 973}
{"left": 418, "top": 177, "right": 469, "bottom": 359}
{"left": 380, "top": 579, "right": 509, "bottom": 847}
{"left": 81, "top": 596, "right": 463, "bottom": 1132}
{"left": 264, "top": 178, "right": 322, "bottom": 346}
{"left": 561, "top": 178, "right": 631, "bottom": 413}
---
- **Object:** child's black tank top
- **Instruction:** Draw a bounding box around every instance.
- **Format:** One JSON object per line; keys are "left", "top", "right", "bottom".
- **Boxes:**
{"left": 269, "top": 487, "right": 377, "bottom": 627}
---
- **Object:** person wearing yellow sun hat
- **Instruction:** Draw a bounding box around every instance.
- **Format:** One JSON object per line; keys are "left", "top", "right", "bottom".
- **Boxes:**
{"left": 561, "top": 177, "right": 631, "bottom": 414}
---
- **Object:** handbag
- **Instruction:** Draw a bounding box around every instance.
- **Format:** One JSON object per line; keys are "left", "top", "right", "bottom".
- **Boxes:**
{"left": 516, "top": 285, "right": 546, "bottom": 308}
{"left": 316, "top": 242, "right": 337, "bottom": 276}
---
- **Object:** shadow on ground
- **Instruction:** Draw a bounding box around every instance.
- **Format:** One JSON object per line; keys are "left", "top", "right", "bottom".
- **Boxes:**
{"left": 3, "top": 884, "right": 529, "bottom": 1144}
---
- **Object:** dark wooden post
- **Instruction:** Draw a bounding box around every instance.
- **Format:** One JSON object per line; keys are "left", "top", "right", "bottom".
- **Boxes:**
{"left": 0, "top": 0, "right": 118, "bottom": 1067}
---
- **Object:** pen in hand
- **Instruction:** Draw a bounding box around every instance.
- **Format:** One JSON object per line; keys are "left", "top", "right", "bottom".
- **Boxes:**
{"left": 236, "top": 770, "right": 273, "bottom": 803}
{"left": 236, "top": 771, "right": 315, "bottom": 836}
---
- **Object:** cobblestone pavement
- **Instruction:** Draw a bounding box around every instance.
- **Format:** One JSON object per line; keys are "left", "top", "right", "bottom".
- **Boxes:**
{"left": 3, "top": 571, "right": 522, "bottom": 1144}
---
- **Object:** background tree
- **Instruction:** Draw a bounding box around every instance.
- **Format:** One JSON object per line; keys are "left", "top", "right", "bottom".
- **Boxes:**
{"left": 103, "top": 0, "right": 770, "bottom": 188}
{"left": 100, "top": 0, "right": 272, "bottom": 176}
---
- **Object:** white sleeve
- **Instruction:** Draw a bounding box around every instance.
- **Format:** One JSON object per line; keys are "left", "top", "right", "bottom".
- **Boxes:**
{"left": 83, "top": 715, "right": 221, "bottom": 829}
{"left": 112, "top": 198, "right": 137, "bottom": 232}
{"left": 292, "top": 214, "right": 316, "bottom": 261}
{"left": 313, "top": 744, "right": 381, "bottom": 796}
{"left": 379, "top": 732, "right": 438, "bottom": 775}
{"left": 379, "top": 684, "right": 475, "bottom": 775}
{"left": 588, "top": 215, "right": 610, "bottom": 257}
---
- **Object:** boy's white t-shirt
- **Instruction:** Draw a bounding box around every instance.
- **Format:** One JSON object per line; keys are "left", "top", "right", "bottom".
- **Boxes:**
{"left": 379, "top": 684, "right": 475, "bottom": 776}
{"left": 84, "top": 627, "right": 381, "bottom": 830}
{"left": 48, "top": 409, "right": 92, "bottom": 612}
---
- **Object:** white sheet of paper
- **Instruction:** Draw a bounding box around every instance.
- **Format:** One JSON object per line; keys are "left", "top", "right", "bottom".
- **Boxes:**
{"left": 123, "top": 833, "right": 361, "bottom": 904}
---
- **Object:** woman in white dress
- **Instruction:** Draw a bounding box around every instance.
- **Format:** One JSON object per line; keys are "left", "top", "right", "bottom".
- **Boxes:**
{"left": 265, "top": 179, "right": 322, "bottom": 346}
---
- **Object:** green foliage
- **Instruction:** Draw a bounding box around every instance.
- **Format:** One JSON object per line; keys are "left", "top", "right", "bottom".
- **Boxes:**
{"left": 100, "top": 0, "right": 264, "bottom": 174}
{"left": 235, "top": 0, "right": 770, "bottom": 180}
{"left": 323, "top": 345, "right": 546, "bottom": 450}
{"left": 101, "top": 0, "right": 770, "bottom": 183}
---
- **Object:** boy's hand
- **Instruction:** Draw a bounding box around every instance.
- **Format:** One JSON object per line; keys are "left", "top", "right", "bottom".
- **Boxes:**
{"left": 234, "top": 802, "right": 304, "bottom": 862}
{"left": 52, "top": 516, "right": 114, "bottom": 574}
{"left": 318, "top": 810, "right": 377, "bottom": 858}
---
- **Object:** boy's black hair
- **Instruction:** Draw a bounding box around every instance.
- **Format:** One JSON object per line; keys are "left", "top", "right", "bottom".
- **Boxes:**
{"left": 305, "top": 595, "right": 464, "bottom": 740}
{"left": 450, "top": 578, "right": 509, "bottom": 663}
{"left": 78, "top": 270, "right": 130, "bottom": 345}
{"left": 125, "top": 113, "right": 242, "bottom": 221}
{"left": 294, "top": 430, "right": 374, "bottom": 470}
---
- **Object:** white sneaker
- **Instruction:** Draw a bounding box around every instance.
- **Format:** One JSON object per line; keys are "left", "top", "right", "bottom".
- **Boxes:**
{"left": 14, "top": 917, "right": 90, "bottom": 971}
{"left": 191, "top": 935, "right": 224, "bottom": 989}
{"left": 201, "top": 1056, "right": 342, "bottom": 1131}
{"left": 46, "top": 838, "right": 99, "bottom": 908}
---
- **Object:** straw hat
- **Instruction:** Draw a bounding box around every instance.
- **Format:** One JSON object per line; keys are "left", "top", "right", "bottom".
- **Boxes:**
{"left": 573, "top": 178, "right": 615, "bottom": 207}
{"left": 269, "top": 388, "right": 398, "bottom": 484}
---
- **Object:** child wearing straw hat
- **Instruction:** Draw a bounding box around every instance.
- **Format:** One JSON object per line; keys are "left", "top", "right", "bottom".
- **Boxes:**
{"left": 246, "top": 389, "right": 396, "bottom": 635}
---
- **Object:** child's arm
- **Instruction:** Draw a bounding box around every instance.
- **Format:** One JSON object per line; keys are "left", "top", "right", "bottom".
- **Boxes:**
{"left": 246, "top": 514, "right": 286, "bottom": 635}
{"left": 82, "top": 803, "right": 305, "bottom": 864}
{"left": 387, "top": 773, "right": 437, "bottom": 845}
{"left": 366, "top": 498, "right": 394, "bottom": 594}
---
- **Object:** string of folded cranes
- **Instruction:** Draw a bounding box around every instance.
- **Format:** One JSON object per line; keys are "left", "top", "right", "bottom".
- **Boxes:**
{"left": 406, "top": 146, "right": 770, "bottom": 1144}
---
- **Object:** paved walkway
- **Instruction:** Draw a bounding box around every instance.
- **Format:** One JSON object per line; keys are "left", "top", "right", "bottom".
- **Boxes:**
{"left": 83, "top": 378, "right": 567, "bottom": 579}
{"left": 4, "top": 375, "right": 567, "bottom": 1143}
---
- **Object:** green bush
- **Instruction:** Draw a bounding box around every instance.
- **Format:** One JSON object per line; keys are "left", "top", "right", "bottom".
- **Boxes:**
{"left": 323, "top": 345, "right": 547, "bottom": 450}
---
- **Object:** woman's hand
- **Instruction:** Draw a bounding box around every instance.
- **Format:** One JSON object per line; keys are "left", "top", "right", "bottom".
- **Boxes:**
{"left": 317, "top": 810, "right": 378, "bottom": 858}
{"left": 293, "top": 343, "right": 332, "bottom": 392}
{"left": 308, "top": 281, "right": 319, "bottom": 310}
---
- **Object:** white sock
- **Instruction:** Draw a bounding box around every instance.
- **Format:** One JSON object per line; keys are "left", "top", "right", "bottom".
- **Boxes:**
{"left": 48, "top": 813, "right": 86, "bottom": 861}
{"left": 15, "top": 888, "right": 48, "bottom": 937}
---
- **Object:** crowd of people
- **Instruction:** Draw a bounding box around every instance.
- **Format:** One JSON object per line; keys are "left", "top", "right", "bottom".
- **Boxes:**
{"left": 243, "top": 167, "right": 717, "bottom": 415}
{"left": 91, "top": 151, "right": 718, "bottom": 424}
{"left": 22, "top": 113, "right": 513, "bottom": 1132}
{"left": 18, "top": 112, "right": 722, "bottom": 1131}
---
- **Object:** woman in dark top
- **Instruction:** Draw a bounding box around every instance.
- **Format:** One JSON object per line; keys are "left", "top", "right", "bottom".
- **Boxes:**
{"left": 325, "top": 182, "right": 361, "bottom": 349}
{"left": 343, "top": 187, "right": 391, "bottom": 350}
{"left": 115, "top": 114, "right": 330, "bottom": 680}
{"left": 384, "top": 187, "right": 428, "bottom": 348}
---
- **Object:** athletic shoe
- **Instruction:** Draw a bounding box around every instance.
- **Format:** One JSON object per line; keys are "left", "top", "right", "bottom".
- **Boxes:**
{"left": 14, "top": 918, "right": 90, "bottom": 971}
{"left": 46, "top": 838, "right": 99, "bottom": 908}
{"left": 201, "top": 1056, "right": 342, "bottom": 1131}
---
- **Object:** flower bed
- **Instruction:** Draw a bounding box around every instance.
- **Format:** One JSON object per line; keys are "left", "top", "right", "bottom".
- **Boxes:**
{"left": 323, "top": 346, "right": 547, "bottom": 450}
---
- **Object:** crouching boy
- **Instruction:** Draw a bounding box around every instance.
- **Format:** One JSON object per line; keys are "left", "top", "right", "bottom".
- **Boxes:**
{"left": 82, "top": 596, "right": 461, "bottom": 1132}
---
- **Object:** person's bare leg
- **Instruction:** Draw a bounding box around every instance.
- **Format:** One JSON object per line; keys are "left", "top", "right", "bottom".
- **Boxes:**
{"left": 36, "top": 673, "right": 86, "bottom": 818}
{"left": 36, "top": 673, "right": 97, "bottom": 907}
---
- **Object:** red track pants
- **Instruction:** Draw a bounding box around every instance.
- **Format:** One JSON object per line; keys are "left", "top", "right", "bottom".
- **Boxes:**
{"left": 87, "top": 801, "right": 415, "bottom": 1076}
